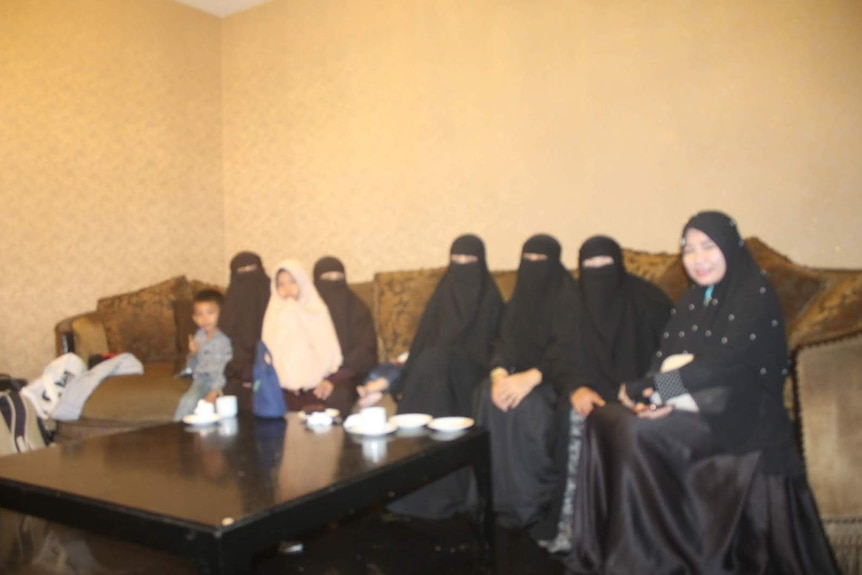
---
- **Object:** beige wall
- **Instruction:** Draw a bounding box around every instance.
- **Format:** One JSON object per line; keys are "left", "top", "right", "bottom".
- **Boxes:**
{"left": 223, "top": 0, "right": 862, "bottom": 278}
{"left": 2, "top": 0, "right": 861, "bottom": 379}
{"left": 1, "top": 0, "right": 224, "bottom": 378}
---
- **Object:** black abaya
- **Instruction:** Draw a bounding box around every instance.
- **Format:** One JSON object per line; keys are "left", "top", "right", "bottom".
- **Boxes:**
{"left": 387, "top": 235, "right": 504, "bottom": 519}
{"left": 313, "top": 257, "right": 378, "bottom": 415}
{"left": 476, "top": 234, "right": 579, "bottom": 529}
{"left": 565, "top": 211, "right": 838, "bottom": 574}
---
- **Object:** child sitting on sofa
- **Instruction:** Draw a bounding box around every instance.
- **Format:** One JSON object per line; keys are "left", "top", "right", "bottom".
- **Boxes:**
{"left": 174, "top": 290, "right": 233, "bottom": 421}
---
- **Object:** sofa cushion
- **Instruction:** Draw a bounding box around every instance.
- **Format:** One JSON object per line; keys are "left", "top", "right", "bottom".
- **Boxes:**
{"left": 97, "top": 276, "right": 193, "bottom": 364}
{"left": 792, "top": 273, "right": 862, "bottom": 350}
{"left": 746, "top": 238, "right": 825, "bottom": 336}
{"left": 79, "top": 362, "right": 186, "bottom": 422}
{"left": 173, "top": 299, "right": 195, "bottom": 373}
{"left": 375, "top": 268, "right": 447, "bottom": 361}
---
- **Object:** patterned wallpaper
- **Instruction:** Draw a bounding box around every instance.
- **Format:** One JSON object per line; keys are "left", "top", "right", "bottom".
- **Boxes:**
{"left": 221, "top": 0, "right": 862, "bottom": 280}
{"left": 1, "top": 0, "right": 224, "bottom": 379}
{"left": 3, "top": 0, "right": 862, "bottom": 379}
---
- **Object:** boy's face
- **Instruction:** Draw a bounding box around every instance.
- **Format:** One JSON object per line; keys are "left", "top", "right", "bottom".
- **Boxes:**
{"left": 192, "top": 301, "right": 220, "bottom": 334}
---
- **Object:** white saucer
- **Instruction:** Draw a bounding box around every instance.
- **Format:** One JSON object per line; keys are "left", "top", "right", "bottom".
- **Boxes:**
{"left": 298, "top": 408, "right": 340, "bottom": 421}
{"left": 344, "top": 420, "right": 397, "bottom": 436}
{"left": 389, "top": 413, "right": 432, "bottom": 429}
{"left": 427, "top": 417, "right": 474, "bottom": 432}
{"left": 183, "top": 413, "right": 220, "bottom": 426}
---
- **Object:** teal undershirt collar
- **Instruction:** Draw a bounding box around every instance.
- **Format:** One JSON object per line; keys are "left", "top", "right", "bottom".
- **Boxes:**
{"left": 704, "top": 285, "right": 714, "bottom": 306}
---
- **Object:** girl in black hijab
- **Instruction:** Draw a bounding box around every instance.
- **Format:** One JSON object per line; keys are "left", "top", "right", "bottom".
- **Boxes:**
{"left": 533, "top": 235, "right": 672, "bottom": 550}
{"left": 219, "top": 252, "right": 270, "bottom": 408}
{"left": 566, "top": 212, "right": 838, "bottom": 574}
{"left": 475, "top": 234, "right": 580, "bottom": 529}
{"left": 385, "top": 234, "right": 504, "bottom": 519}
{"left": 312, "top": 256, "right": 378, "bottom": 416}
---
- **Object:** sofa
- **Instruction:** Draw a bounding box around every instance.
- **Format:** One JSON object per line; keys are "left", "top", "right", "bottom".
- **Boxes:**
{"left": 55, "top": 238, "right": 862, "bottom": 572}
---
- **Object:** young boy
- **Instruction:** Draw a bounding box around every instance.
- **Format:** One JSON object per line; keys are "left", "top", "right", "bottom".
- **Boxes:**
{"left": 174, "top": 290, "right": 233, "bottom": 421}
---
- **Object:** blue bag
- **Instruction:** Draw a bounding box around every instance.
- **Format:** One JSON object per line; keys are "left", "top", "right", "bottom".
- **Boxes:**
{"left": 252, "top": 341, "right": 287, "bottom": 419}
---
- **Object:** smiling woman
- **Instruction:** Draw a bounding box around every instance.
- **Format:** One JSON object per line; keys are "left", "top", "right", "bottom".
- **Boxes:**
{"left": 565, "top": 212, "right": 839, "bottom": 575}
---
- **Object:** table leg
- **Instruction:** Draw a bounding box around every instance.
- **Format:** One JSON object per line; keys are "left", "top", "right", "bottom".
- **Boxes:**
{"left": 472, "top": 433, "right": 495, "bottom": 566}
{"left": 192, "top": 536, "right": 252, "bottom": 575}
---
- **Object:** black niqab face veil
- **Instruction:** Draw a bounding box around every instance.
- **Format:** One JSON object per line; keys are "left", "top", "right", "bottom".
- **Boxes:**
{"left": 578, "top": 236, "right": 626, "bottom": 346}
{"left": 448, "top": 234, "right": 486, "bottom": 323}
{"left": 497, "top": 234, "right": 573, "bottom": 371}
{"left": 219, "top": 251, "right": 271, "bottom": 381}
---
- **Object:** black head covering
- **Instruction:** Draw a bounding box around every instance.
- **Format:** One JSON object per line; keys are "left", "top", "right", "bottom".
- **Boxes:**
{"left": 219, "top": 252, "right": 270, "bottom": 384}
{"left": 313, "top": 256, "right": 377, "bottom": 380}
{"left": 565, "top": 236, "right": 672, "bottom": 401}
{"left": 398, "top": 235, "right": 504, "bottom": 390}
{"left": 640, "top": 211, "right": 794, "bottom": 468}
{"left": 494, "top": 234, "right": 577, "bottom": 375}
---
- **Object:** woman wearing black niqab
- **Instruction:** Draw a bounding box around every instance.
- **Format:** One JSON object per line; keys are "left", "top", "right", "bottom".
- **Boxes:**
{"left": 475, "top": 234, "right": 580, "bottom": 529}
{"left": 532, "top": 235, "right": 672, "bottom": 550}
{"left": 566, "top": 212, "right": 838, "bottom": 574}
{"left": 386, "top": 234, "right": 504, "bottom": 519}
{"left": 220, "top": 251, "right": 271, "bottom": 408}
{"left": 312, "top": 256, "right": 378, "bottom": 416}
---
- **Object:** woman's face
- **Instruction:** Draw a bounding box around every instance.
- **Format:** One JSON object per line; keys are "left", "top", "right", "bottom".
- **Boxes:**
{"left": 318, "top": 271, "right": 345, "bottom": 281}
{"left": 582, "top": 255, "right": 614, "bottom": 268}
{"left": 276, "top": 270, "right": 300, "bottom": 300}
{"left": 450, "top": 254, "right": 479, "bottom": 265}
{"left": 682, "top": 228, "right": 727, "bottom": 286}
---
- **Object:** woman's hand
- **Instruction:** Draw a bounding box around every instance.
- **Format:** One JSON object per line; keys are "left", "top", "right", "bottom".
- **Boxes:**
{"left": 356, "top": 377, "right": 388, "bottom": 408}
{"left": 314, "top": 379, "right": 334, "bottom": 400}
{"left": 570, "top": 386, "right": 605, "bottom": 417}
{"left": 618, "top": 384, "right": 654, "bottom": 411}
{"left": 492, "top": 369, "right": 541, "bottom": 412}
{"left": 637, "top": 404, "right": 674, "bottom": 419}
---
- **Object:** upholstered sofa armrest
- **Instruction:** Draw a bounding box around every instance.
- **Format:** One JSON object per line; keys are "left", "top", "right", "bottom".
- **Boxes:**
{"left": 796, "top": 333, "right": 862, "bottom": 573}
{"left": 795, "top": 332, "right": 862, "bottom": 522}
{"left": 54, "top": 311, "right": 109, "bottom": 361}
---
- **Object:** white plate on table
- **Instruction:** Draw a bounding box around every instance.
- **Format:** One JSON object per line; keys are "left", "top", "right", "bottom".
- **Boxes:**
{"left": 344, "top": 419, "right": 397, "bottom": 437}
{"left": 183, "top": 413, "right": 220, "bottom": 426}
{"left": 427, "top": 417, "right": 474, "bottom": 433}
{"left": 389, "top": 413, "right": 432, "bottom": 430}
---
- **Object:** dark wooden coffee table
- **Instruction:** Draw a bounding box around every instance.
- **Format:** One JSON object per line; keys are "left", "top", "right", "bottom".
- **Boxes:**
{"left": 0, "top": 412, "right": 493, "bottom": 574}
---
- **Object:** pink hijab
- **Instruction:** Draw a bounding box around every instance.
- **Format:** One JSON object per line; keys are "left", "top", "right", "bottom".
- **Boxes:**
{"left": 261, "top": 260, "right": 343, "bottom": 391}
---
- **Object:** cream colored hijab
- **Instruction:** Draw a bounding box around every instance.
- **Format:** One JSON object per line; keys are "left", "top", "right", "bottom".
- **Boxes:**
{"left": 261, "top": 260, "right": 343, "bottom": 391}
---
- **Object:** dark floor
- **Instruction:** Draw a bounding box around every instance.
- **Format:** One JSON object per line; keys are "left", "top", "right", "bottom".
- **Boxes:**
{"left": 1, "top": 508, "right": 567, "bottom": 574}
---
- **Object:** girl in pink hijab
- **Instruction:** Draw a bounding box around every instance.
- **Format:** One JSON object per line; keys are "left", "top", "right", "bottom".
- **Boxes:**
{"left": 261, "top": 260, "right": 345, "bottom": 413}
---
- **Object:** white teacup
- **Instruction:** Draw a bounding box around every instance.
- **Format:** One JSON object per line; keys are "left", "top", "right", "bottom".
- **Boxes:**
{"left": 216, "top": 395, "right": 238, "bottom": 418}
{"left": 360, "top": 406, "right": 387, "bottom": 432}
{"left": 194, "top": 399, "right": 215, "bottom": 417}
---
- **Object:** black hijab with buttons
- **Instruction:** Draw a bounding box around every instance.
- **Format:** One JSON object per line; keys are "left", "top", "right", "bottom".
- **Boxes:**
{"left": 398, "top": 235, "right": 504, "bottom": 390}
{"left": 492, "top": 234, "right": 579, "bottom": 381}
{"left": 563, "top": 236, "right": 672, "bottom": 401}
{"left": 630, "top": 211, "right": 795, "bottom": 467}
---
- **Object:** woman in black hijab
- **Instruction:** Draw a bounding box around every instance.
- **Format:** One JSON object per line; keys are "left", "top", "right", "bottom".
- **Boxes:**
{"left": 219, "top": 251, "right": 271, "bottom": 408}
{"left": 385, "top": 234, "right": 504, "bottom": 518}
{"left": 394, "top": 234, "right": 504, "bottom": 416}
{"left": 566, "top": 212, "right": 838, "bottom": 574}
{"left": 475, "top": 234, "right": 580, "bottom": 529}
{"left": 312, "top": 256, "right": 378, "bottom": 416}
{"left": 533, "top": 235, "right": 672, "bottom": 551}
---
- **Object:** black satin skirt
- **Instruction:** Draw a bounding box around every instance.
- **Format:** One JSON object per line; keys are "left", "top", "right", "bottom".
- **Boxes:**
{"left": 565, "top": 403, "right": 839, "bottom": 575}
